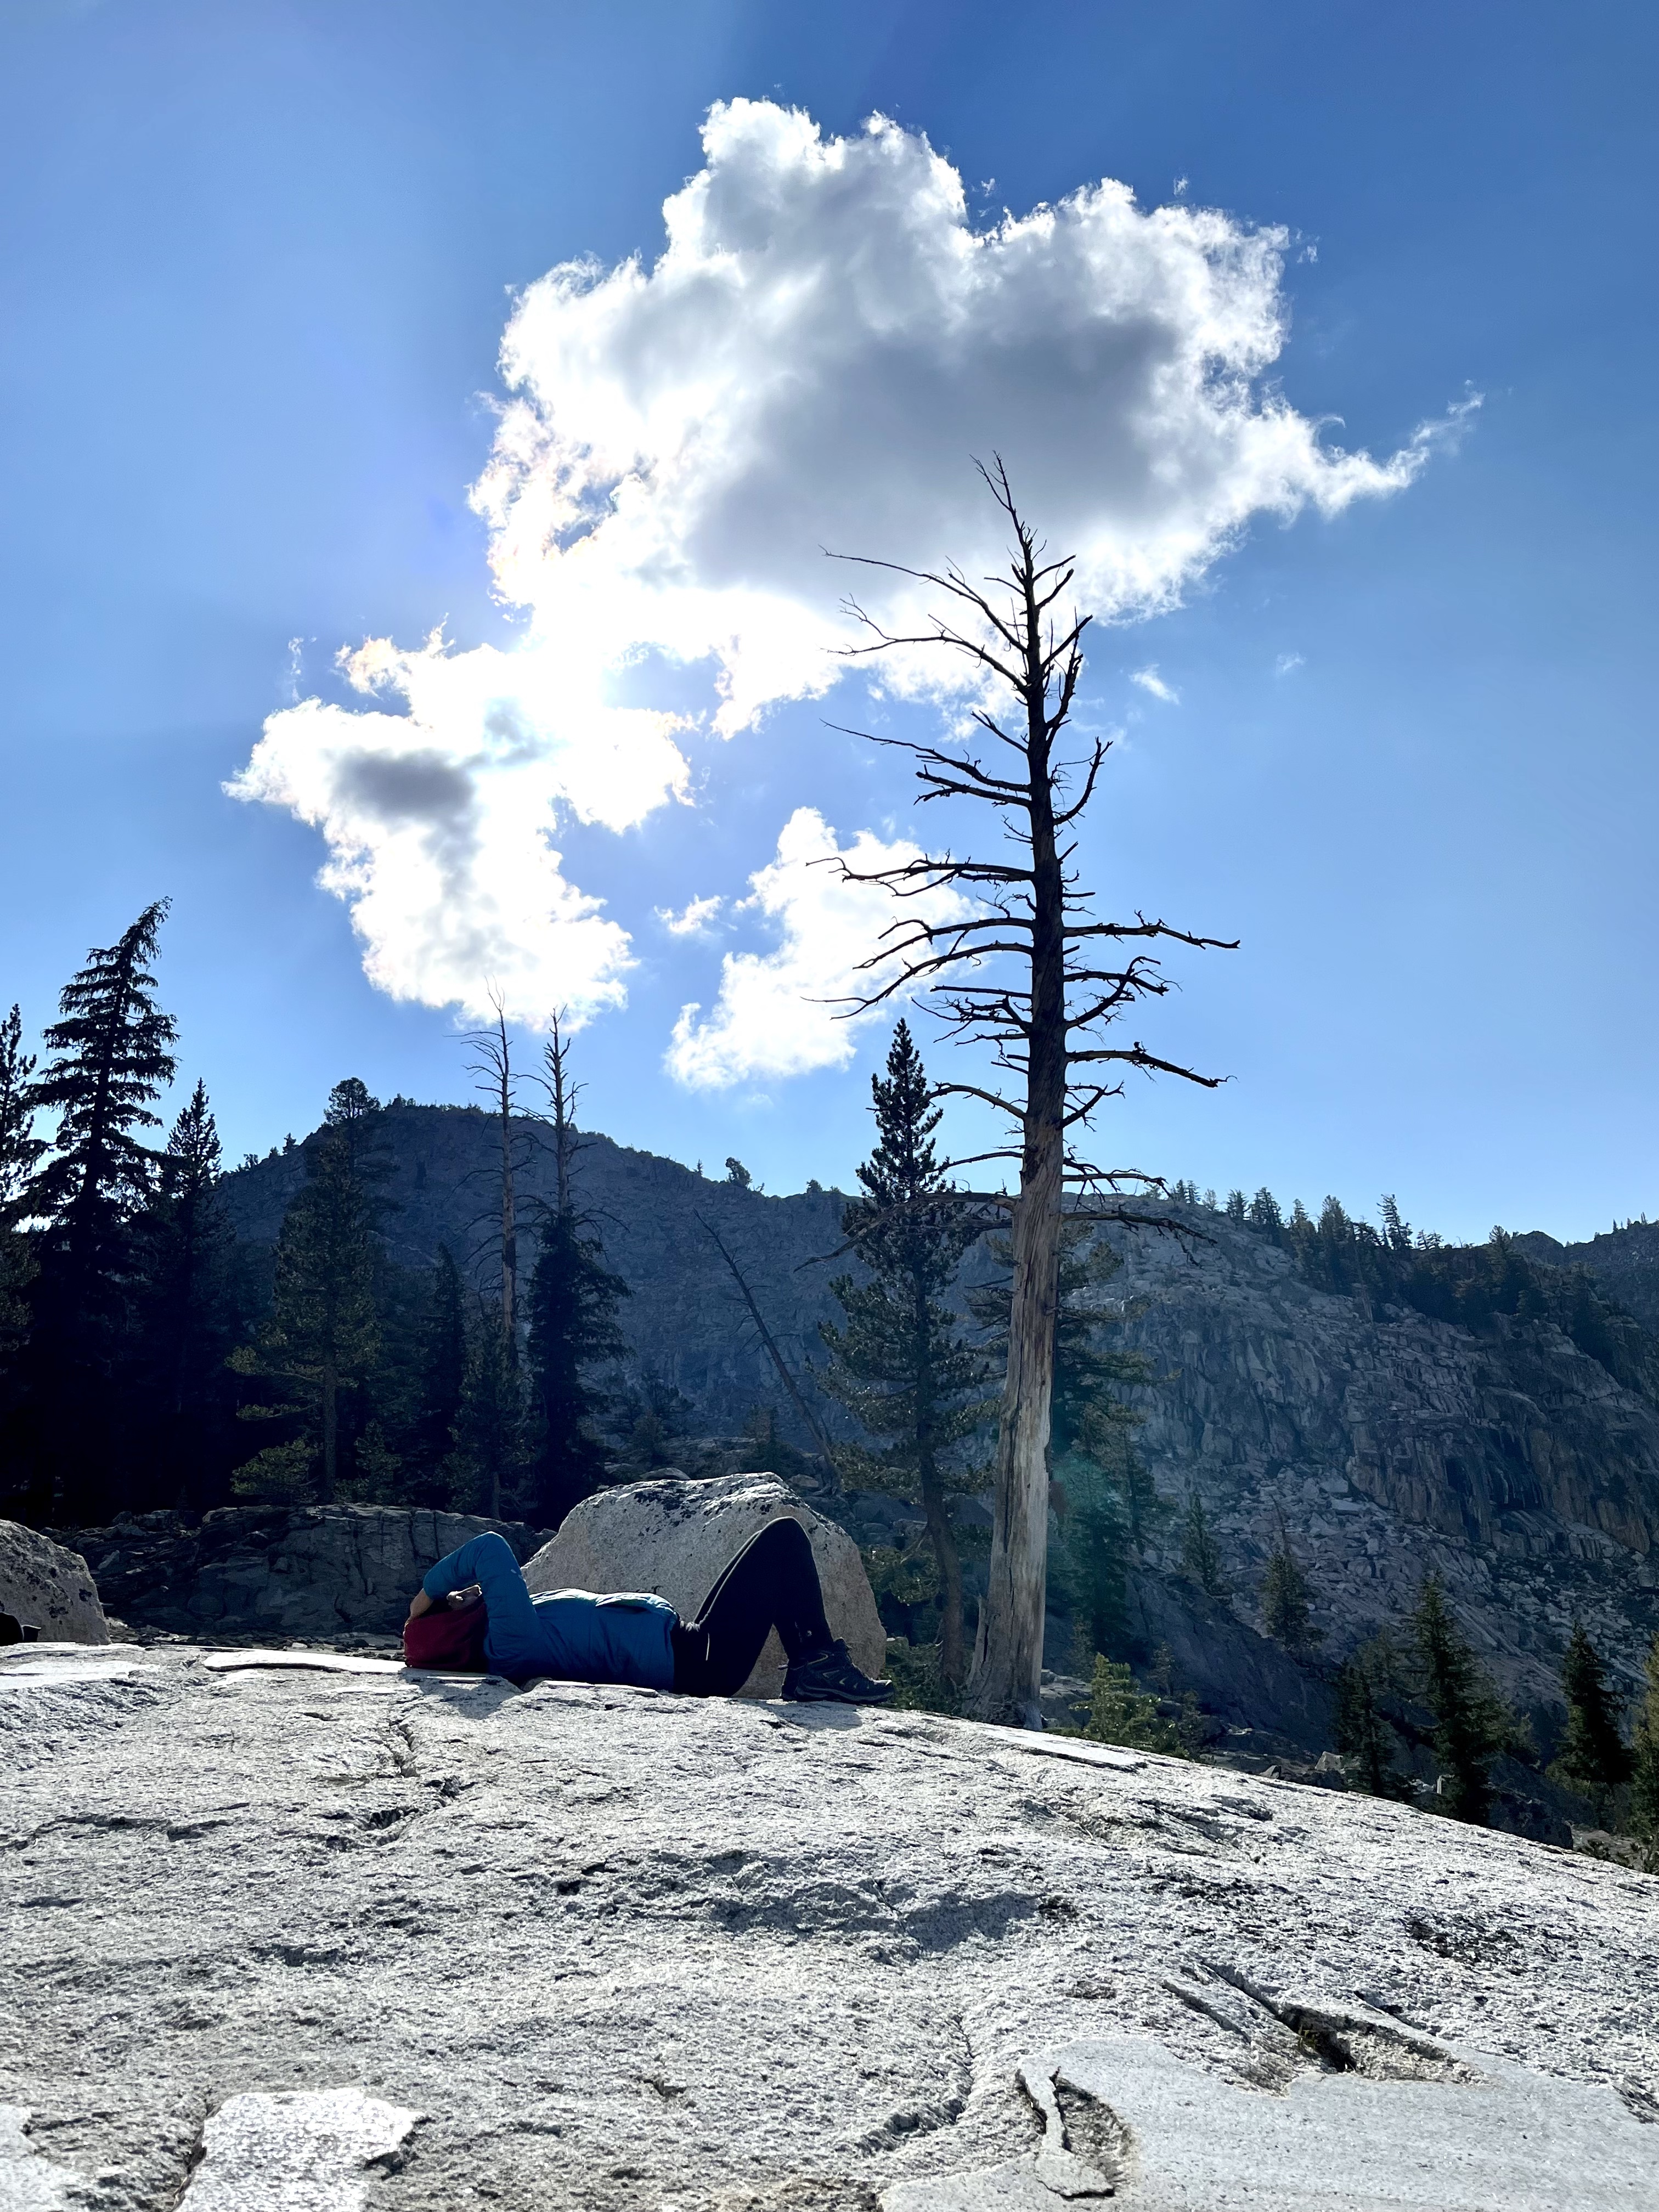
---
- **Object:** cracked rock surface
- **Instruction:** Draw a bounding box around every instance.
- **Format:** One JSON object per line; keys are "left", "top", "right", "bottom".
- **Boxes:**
{"left": 4, "top": 1641, "right": 1657, "bottom": 2210}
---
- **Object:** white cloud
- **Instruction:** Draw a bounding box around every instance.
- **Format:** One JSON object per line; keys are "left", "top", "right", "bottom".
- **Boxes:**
{"left": 232, "top": 95, "right": 1453, "bottom": 1033}
{"left": 656, "top": 893, "right": 725, "bottom": 938}
{"left": 1131, "top": 664, "right": 1180, "bottom": 704}
{"left": 667, "top": 808, "right": 970, "bottom": 1090}
{"left": 1275, "top": 651, "right": 1305, "bottom": 676}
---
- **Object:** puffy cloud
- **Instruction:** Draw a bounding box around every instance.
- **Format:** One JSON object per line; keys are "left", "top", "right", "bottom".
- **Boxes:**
{"left": 227, "top": 636, "right": 687, "bottom": 1025}
{"left": 1131, "top": 664, "right": 1180, "bottom": 703}
{"left": 1275, "top": 651, "right": 1306, "bottom": 676}
{"left": 667, "top": 808, "right": 971, "bottom": 1090}
{"left": 656, "top": 893, "right": 725, "bottom": 938}
{"left": 234, "top": 95, "right": 1452, "bottom": 1033}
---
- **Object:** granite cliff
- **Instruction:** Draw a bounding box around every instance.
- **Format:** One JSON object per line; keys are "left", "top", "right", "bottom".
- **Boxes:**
{"left": 217, "top": 1111, "right": 1659, "bottom": 1739}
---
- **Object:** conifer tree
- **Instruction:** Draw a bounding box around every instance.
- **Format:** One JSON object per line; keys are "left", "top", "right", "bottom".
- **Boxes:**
{"left": 522, "top": 1018, "right": 628, "bottom": 1525}
{"left": 132, "top": 1081, "right": 241, "bottom": 1509}
{"left": 1180, "top": 1491, "right": 1228, "bottom": 1598}
{"left": 1555, "top": 1620, "right": 1633, "bottom": 1803}
{"left": 233, "top": 1088, "right": 382, "bottom": 1501}
{"left": 1628, "top": 1635, "right": 1659, "bottom": 1872}
{"left": 821, "top": 1022, "right": 991, "bottom": 1685}
{"left": 409, "top": 1244, "right": 470, "bottom": 1502}
{"left": 1333, "top": 1651, "right": 1409, "bottom": 1799}
{"left": 22, "top": 901, "right": 178, "bottom": 1520}
{"left": 1261, "top": 1526, "right": 1321, "bottom": 1649}
{"left": 1411, "top": 1574, "right": 1510, "bottom": 1825}
{"left": 0, "top": 1006, "right": 42, "bottom": 1431}
{"left": 461, "top": 1296, "right": 528, "bottom": 1518}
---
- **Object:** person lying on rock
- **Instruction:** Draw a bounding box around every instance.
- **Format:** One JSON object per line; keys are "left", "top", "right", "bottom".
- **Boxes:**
{"left": 406, "top": 1518, "right": 893, "bottom": 1705}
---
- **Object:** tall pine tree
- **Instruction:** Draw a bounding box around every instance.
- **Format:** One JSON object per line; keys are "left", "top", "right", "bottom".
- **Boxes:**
{"left": 522, "top": 1018, "right": 627, "bottom": 1525}
{"left": 820, "top": 1023, "right": 990, "bottom": 1686}
{"left": 1554, "top": 1620, "right": 1632, "bottom": 1805}
{"left": 1629, "top": 1634, "right": 1659, "bottom": 1872}
{"left": 408, "top": 1244, "right": 470, "bottom": 1505}
{"left": 131, "top": 1081, "right": 242, "bottom": 1510}
{"left": 232, "top": 1084, "right": 383, "bottom": 1501}
{"left": 1412, "top": 1574, "right": 1511, "bottom": 1825}
{"left": 0, "top": 1006, "right": 43, "bottom": 1498}
{"left": 22, "top": 901, "right": 177, "bottom": 1520}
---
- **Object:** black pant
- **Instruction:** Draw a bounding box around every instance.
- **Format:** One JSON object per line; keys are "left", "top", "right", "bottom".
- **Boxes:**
{"left": 670, "top": 1518, "right": 833, "bottom": 1696}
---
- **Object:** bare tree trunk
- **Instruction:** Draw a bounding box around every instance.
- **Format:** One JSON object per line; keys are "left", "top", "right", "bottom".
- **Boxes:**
{"left": 966, "top": 571, "right": 1066, "bottom": 1728}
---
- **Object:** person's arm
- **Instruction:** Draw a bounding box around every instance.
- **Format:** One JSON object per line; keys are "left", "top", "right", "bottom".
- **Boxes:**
{"left": 419, "top": 1531, "right": 544, "bottom": 1652}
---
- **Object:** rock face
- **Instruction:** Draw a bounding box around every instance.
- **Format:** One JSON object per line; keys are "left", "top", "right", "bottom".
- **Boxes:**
{"left": 1106, "top": 1208, "right": 1659, "bottom": 1716}
{"left": 4, "top": 1638, "right": 1657, "bottom": 2210}
{"left": 523, "top": 1472, "right": 887, "bottom": 1696}
{"left": 218, "top": 1105, "right": 854, "bottom": 1437}
{"left": 45, "top": 1505, "right": 547, "bottom": 1643}
{"left": 0, "top": 1519, "right": 108, "bottom": 1644}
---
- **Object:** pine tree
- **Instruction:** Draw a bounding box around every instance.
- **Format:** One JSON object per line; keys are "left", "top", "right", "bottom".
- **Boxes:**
{"left": 820, "top": 1023, "right": 991, "bottom": 1686}
{"left": 1333, "top": 1651, "right": 1409, "bottom": 1798}
{"left": 21, "top": 901, "right": 178, "bottom": 1520}
{"left": 409, "top": 1245, "right": 470, "bottom": 1503}
{"left": 0, "top": 1008, "right": 43, "bottom": 1502}
{"left": 460, "top": 1299, "right": 527, "bottom": 1518}
{"left": 521, "top": 1019, "right": 628, "bottom": 1526}
{"left": 1261, "top": 1527, "right": 1321, "bottom": 1649}
{"left": 1628, "top": 1635, "right": 1659, "bottom": 1872}
{"left": 131, "top": 1081, "right": 242, "bottom": 1510}
{"left": 1181, "top": 1491, "right": 1228, "bottom": 1598}
{"left": 232, "top": 1094, "right": 382, "bottom": 1502}
{"left": 1083, "top": 1655, "right": 1188, "bottom": 1756}
{"left": 1555, "top": 1620, "right": 1633, "bottom": 1803}
{"left": 524, "top": 1208, "right": 627, "bottom": 1522}
{"left": 1411, "top": 1574, "right": 1510, "bottom": 1825}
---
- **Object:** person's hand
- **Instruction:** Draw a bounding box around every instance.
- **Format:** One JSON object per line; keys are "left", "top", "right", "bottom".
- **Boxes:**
{"left": 407, "top": 1588, "right": 435, "bottom": 1622}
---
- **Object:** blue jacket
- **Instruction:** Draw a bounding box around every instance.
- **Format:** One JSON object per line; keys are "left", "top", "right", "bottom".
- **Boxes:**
{"left": 421, "top": 1530, "right": 678, "bottom": 1690}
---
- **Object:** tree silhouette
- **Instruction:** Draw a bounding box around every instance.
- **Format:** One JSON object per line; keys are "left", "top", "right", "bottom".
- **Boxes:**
{"left": 829, "top": 464, "right": 1233, "bottom": 1723}
{"left": 22, "top": 901, "right": 178, "bottom": 1519}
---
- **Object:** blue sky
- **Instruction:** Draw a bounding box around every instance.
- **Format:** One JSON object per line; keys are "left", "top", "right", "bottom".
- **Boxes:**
{"left": 1, "top": 0, "right": 1653, "bottom": 1241}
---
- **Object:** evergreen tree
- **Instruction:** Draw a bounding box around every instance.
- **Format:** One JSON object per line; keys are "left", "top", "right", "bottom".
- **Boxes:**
{"left": 232, "top": 1099, "right": 381, "bottom": 1502}
{"left": 523, "top": 1207, "right": 627, "bottom": 1521}
{"left": 1554, "top": 1620, "right": 1633, "bottom": 1803}
{"left": 131, "top": 1081, "right": 242, "bottom": 1509}
{"left": 21, "top": 901, "right": 178, "bottom": 1520}
{"left": 820, "top": 1023, "right": 990, "bottom": 1686}
{"left": 1411, "top": 1574, "right": 1510, "bottom": 1825}
{"left": 1082, "top": 1656, "right": 1188, "bottom": 1757}
{"left": 0, "top": 1003, "right": 44, "bottom": 1226}
{"left": 1628, "top": 1635, "right": 1659, "bottom": 1872}
{"left": 0, "top": 1007, "right": 42, "bottom": 1473}
{"left": 1333, "top": 1651, "right": 1409, "bottom": 1798}
{"left": 1180, "top": 1491, "right": 1228, "bottom": 1598}
{"left": 1261, "top": 1526, "right": 1321, "bottom": 1648}
{"left": 408, "top": 1244, "right": 470, "bottom": 1503}
{"left": 460, "top": 1299, "right": 528, "bottom": 1518}
{"left": 521, "top": 1019, "right": 628, "bottom": 1526}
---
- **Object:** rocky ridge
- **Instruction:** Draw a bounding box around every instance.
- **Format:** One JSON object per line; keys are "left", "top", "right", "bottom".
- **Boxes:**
{"left": 1105, "top": 1208, "right": 1659, "bottom": 1718}
{"left": 4, "top": 1634, "right": 1657, "bottom": 2210}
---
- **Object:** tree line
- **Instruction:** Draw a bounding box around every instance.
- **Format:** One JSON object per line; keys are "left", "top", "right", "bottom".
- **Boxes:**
{"left": 0, "top": 904, "right": 629, "bottom": 1530}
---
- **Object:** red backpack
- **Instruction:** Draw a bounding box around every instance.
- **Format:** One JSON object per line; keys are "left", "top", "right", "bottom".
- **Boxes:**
{"left": 403, "top": 1594, "right": 489, "bottom": 1673}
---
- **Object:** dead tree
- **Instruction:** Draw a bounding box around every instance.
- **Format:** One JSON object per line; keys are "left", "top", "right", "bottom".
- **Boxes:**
{"left": 464, "top": 994, "right": 521, "bottom": 1361}
{"left": 831, "top": 461, "right": 1234, "bottom": 1725}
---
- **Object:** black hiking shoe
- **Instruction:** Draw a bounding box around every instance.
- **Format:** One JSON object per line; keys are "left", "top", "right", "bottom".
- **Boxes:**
{"left": 782, "top": 1639, "right": 894, "bottom": 1706}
